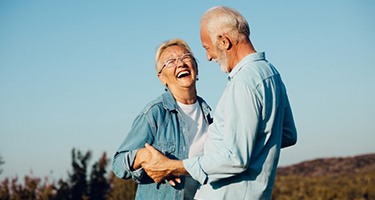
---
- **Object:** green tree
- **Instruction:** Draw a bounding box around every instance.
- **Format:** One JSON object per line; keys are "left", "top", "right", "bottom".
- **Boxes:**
{"left": 0, "top": 154, "right": 4, "bottom": 175}
{"left": 0, "top": 178, "right": 11, "bottom": 200}
{"left": 55, "top": 179, "right": 70, "bottom": 200}
{"left": 88, "top": 152, "right": 110, "bottom": 200}
{"left": 68, "top": 148, "right": 91, "bottom": 200}
{"left": 106, "top": 172, "right": 137, "bottom": 200}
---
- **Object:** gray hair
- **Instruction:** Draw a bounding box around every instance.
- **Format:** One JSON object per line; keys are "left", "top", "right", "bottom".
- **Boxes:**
{"left": 155, "top": 38, "right": 198, "bottom": 73}
{"left": 201, "top": 6, "right": 250, "bottom": 44}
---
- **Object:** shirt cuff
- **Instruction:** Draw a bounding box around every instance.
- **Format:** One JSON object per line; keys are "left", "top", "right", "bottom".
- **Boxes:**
{"left": 123, "top": 149, "right": 145, "bottom": 182}
{"left": 183, "top": 157, "right": 208, "bottom": 185}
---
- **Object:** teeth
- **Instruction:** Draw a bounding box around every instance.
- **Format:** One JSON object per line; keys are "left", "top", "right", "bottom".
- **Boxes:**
{"left": 177, "top": 71, "right": 190, "bottom": 78}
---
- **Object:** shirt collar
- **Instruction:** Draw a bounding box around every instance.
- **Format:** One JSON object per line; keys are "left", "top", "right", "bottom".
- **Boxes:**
{"left": 161, "top": 88, "right": 212, "bottom": 124}
{"left": 162, "top": 89, "right": 178, "bottom": 111}
{"left": 161, "top": 88, "right": 211, "bottom": 114}
{"left": 228, "top": 52, "right": 266, "bottom": 81}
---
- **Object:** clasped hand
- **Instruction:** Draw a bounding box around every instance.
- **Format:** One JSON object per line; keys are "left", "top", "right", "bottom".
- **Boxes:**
{"left": 141, "top": 143, "right": 181, "bottom": 186}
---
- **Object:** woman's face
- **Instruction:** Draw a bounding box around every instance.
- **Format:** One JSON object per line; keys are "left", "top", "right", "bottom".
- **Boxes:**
{"left": 158, "top": 45, "right": 198, "bottom": 92}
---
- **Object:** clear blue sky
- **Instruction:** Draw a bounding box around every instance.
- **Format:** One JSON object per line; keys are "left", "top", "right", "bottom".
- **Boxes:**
{"left": 1, "top": 1, "right": 374, "bottom": 181}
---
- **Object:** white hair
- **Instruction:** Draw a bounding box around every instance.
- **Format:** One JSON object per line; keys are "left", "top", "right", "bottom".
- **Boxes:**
{"left": 154, "top": 38, "right": 198, "bottom": 73}
{"left": 201, "top": 6, "right": 250, "bottom": 44}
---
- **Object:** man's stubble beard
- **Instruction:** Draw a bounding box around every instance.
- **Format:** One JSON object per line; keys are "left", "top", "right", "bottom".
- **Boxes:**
{"left": 213, "top": 44, "right": 229, "bottom": 73}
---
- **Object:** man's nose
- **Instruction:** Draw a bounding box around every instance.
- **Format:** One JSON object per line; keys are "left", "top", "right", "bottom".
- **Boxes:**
{"left": 206, "top": 52, "right": 212, "bottom": 61}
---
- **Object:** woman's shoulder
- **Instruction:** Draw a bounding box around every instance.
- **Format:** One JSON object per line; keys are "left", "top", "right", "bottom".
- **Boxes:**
{"left": 141, "top": 94, "right": 164, "bottom": 114}
{"left": 197, "top": 96, "right": 211, "bottom": 109}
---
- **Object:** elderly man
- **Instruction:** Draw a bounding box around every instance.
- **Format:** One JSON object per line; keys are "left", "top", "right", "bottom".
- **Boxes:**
{"left": 142, "top": 6, "right": 297, "bottom": 199}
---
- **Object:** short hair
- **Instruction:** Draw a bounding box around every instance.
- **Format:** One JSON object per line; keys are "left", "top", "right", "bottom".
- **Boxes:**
{"left": 155, "top": 38, "right": 198, "bottom": 73}
{"left": 201, "top": 6, "right": 250, "bottom": 44}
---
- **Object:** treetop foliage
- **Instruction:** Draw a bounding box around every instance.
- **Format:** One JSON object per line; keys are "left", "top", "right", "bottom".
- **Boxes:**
{"left": 1, "top": 151, "right": 374, "bottom": 200}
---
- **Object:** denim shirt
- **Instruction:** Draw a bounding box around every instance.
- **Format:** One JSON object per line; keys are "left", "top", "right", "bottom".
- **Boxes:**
{"left": 112, "top": 89, "right": 212, "bottom": 200}
{"left": 183, "top": 52, "right": 297, "bottom": 200}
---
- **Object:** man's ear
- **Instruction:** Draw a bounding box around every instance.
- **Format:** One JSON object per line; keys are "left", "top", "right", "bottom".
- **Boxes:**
{"left": 217, "top": 34, "right": 232, "bottom": 50}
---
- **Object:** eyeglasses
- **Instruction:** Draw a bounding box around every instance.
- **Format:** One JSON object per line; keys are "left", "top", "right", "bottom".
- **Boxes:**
{"left": 158, "top": 53, "right": 193, "bottom": 74}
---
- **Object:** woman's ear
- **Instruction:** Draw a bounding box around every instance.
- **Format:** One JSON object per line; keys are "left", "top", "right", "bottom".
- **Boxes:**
{"left": 157, "top": 73, "right": 166, "bottom": 85}
{"left": 193, "top": 59, "right": 199, "bottom": 75}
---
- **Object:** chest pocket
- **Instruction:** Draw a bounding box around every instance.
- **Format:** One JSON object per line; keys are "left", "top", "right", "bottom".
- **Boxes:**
{"left": 153, "top": 142, "right": 176, "bottom": 159}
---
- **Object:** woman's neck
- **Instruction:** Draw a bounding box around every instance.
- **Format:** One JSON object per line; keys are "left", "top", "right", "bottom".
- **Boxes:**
{"left": 170, "top": 87, "right": 197, "bottom": 105}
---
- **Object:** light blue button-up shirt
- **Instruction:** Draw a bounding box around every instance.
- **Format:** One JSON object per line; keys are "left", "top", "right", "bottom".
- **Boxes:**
{"left": 183, "top": 52, "right": 297, "bottom": 199}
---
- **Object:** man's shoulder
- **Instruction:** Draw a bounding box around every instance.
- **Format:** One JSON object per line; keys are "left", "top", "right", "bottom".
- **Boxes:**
{"left": 235, "top": 60, "right": 279, "bottom": 87}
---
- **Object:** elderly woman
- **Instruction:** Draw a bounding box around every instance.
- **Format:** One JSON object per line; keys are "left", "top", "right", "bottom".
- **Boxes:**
{"left": 112, "top": 38, "right": 212, "bottom": 200}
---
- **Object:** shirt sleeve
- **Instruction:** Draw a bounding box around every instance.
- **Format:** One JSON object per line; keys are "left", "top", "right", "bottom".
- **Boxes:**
{"left": 112, "top": 112, "right": 154, "bottom": 183}
{"left": 281, "top": 97, "right": 297, "bottom": 148}
{"left": 184, "top": 80, "right": 261, "bottom": 184}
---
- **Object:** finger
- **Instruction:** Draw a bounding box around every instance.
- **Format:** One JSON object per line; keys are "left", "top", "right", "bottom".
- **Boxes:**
{"left": 175, "top": 177, "right": 181, "bottom": 183}
{"left": 168, "top": 179, "right": 176, "bottom": 186}
{"left": 145, "top": 143, "right": 158, "bottom": 154}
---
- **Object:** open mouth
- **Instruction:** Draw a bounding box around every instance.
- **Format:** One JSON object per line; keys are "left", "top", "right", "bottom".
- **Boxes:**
{"left": 176, "top": 71, "right": 190, "bottom": 78}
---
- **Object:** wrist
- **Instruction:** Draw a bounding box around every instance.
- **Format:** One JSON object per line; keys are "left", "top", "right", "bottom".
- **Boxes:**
{"left": 170, "top": 160, "right": 187, "bottom": 176}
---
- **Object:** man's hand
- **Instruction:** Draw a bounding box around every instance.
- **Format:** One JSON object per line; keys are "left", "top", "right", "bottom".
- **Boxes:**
{"left": 142, "top": 143, "right": 175, "bottom": 183}
{"left": 132, "top": 147, "right": 151, "bottom": 170}
{"left": 142, "top": 143, "right": 188, "bottom": 185}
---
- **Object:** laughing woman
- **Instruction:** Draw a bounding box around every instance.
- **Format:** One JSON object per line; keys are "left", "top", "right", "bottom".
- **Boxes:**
{"left": 112, "top": 39, "right": 212, "bottom": 200}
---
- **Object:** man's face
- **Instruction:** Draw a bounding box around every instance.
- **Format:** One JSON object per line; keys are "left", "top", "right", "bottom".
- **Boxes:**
{"left": 200, "top": 23, "right": 229, "bottom": 73}
{"left": 158, "top": 45, "right": 198, "bottom": 91}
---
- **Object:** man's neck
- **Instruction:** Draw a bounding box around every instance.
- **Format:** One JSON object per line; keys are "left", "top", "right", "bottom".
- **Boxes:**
{"left": 228, "top": 41, "right": 256, "bottom": 72}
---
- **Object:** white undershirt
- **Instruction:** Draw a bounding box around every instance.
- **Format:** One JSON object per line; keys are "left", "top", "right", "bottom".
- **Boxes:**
{"left": 176, "top": 101, "right": 208, "bottom": 158}
{"left": 177, "top": 101, "right": 209, "bottom": 199}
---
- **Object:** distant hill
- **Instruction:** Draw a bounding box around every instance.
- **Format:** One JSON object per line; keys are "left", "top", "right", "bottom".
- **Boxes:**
{"left": 277, "top": 153, "right": 375, "bottom": 176}
{"left": 273, "top": 153, "right": 375, "bottom": 200}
